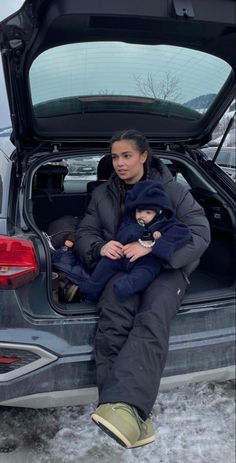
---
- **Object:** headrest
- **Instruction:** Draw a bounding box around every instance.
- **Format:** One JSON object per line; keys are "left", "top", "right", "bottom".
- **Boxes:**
{"left": 97, "top": 155, "right": 113, "bottom": 180}
{"left": 33, "top": 164, "right": 68, "bottom": 194}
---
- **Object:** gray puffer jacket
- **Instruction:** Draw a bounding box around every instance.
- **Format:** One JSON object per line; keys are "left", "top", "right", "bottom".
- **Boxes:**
{"left": 75, "top": 162, "right": 211, "bottom": 274}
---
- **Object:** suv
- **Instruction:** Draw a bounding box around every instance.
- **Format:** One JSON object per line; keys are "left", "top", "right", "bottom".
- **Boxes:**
{"left": 0, "top": 0, "right": 235, "bottom": 408}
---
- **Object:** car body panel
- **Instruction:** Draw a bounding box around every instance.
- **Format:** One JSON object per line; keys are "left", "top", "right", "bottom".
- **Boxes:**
{"left": 0, "top": 294, "right": 235, "bottom": 407}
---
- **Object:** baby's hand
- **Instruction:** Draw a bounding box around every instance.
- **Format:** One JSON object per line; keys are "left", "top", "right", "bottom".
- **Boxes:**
{"left": 65, "top": 240, "right": 74, "bottom": 248}
{"left": 153, "top": 231, "right": 162, "bottom": 241}
{"left": 123, "top": 242, "right": 151, "bottom": 262}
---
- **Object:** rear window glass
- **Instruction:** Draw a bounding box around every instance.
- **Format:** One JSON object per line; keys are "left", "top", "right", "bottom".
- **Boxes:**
{"left": 29, "top": 42, "right": 231, "bottom": 120}
{"left": 38, "top": 156, "right": 105, "bottom": 194}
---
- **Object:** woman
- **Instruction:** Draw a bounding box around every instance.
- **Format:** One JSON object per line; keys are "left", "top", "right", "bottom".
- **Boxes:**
{"left": 79, "top": 179, "right": 192, "bottom": 302}
{"left": 75, "top": 129, "right": 211, "bottom": 449}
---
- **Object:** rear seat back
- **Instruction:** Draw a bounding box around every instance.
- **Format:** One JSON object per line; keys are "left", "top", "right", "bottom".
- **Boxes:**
{"left": 32, "top": 163, "right": 87, "bottom": 228}
{"left": 97, "top": 155, "right": 113, "bottom": 180}
{"left": 32, "top": 164, "right": 68, "bottom": 196}
{"left": 87, "top": 155, "right": 114, "bottom": 203}
{"left": 87, "top": 179, "right": 107, "bottom": 198}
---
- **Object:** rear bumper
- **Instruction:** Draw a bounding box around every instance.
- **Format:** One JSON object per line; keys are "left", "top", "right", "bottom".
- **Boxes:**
{"left": 0, "top": 295, "right": 235, "bottom": 408}
{"left": 0, "top": 365, "right": 234, "bottom": 408}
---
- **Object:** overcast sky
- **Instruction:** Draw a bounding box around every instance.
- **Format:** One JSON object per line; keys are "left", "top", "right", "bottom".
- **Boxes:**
{"left": 0, "top": 0, "right": 24, "bottom": 128}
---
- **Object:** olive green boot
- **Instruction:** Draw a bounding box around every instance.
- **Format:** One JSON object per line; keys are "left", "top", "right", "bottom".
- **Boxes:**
{"left": 130, "top": 417, "right": 155, "bottom": 448}
{"left": 91, "top": 402, "right": 142, "bottom": 448}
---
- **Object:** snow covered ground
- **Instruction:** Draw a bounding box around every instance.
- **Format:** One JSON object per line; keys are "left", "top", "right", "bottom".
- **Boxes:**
{"left": 0, "top": 381, "right": 235, "bottom": 463}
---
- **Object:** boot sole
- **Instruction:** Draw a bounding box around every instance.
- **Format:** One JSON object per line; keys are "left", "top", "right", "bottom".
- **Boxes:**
{"left": 130, "top": 434, "right": 155, "bottom": 448}
{"left": 91, "top": 413, "right": 133, "bottom": 448}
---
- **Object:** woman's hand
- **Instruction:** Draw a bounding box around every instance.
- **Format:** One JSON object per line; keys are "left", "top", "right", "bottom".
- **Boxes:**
{"left": 100, "top": 240, "right": 124, "bottom": 260}
{"left": 123, "top": 242, "right": 152, "bottom": 262}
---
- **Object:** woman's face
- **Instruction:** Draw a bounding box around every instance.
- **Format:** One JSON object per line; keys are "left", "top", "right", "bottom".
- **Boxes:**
{"left": 111, "top": 140, "right": 147, "bottom": 184}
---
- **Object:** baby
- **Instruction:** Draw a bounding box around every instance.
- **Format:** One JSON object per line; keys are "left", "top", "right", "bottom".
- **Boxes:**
{"left": 79, "top": 180, "right": 192, "bottom": 301}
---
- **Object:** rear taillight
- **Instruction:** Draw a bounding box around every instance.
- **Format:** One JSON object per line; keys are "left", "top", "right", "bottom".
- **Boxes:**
{"left": 0, "top": 236, "right": 39, "bottom": 289}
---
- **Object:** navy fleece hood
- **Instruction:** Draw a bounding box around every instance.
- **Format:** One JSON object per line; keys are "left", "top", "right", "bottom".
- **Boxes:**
{"left": 125, "top": 180, "right": 174, "bottom": 218}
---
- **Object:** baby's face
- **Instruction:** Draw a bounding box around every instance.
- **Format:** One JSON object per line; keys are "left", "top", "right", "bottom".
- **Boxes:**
{"left": 135, "top": 208, "right": 156, "bottom": 225}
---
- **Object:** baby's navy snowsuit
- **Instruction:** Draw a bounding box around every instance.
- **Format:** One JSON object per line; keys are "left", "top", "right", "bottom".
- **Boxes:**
{"left": 80, "top": 180, "right": 192, "bottom": 301}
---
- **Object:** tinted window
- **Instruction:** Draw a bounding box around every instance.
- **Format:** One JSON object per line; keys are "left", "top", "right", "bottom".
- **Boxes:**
{"left": 46, "top": 156, "right": 102, "bottom": 193}
{"left": 29, "top": 42, "right": 231, "bottom": 119}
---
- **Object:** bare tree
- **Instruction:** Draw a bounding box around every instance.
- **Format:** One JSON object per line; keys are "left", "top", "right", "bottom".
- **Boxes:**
{"left": 135, "top": 71, "right": 181, "bottom": 101}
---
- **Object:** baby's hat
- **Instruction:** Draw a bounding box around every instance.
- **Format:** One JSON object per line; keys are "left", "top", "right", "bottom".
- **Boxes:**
{"left": 125, "top": 180, "right": 173, "bottom": 217}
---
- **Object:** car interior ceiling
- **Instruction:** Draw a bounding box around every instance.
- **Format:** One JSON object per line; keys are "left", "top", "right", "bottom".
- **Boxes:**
{"left": 28, "top": 153, "right": 235, "bottom": 304}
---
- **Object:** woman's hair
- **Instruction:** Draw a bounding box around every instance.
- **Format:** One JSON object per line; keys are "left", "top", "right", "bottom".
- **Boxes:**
{"left": 110, "top": 129, "right": 162, "bottom": 214}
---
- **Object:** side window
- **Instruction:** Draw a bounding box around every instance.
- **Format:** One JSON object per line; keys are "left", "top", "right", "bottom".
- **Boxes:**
{"left": 66, "top": 157, "right": 98, "bottom": 178}
{"left": 175, "top": 172, "right": 191, "bottom": 190}
{"left": 160, "top": 158, "right": 191, "bottom": 190}
{"left": 63, "top": 156, "right": 101, "bottom": 193}
{"left": 202, "top": 100, "right": 235, "bottom": 180}
{"left": 45, "top": 154, "right": 111, "bottom": 193}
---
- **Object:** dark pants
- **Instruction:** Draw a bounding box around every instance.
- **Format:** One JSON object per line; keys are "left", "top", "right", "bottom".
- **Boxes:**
{"left": 95, "top": 268, "right": 188, "bottom": 420}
